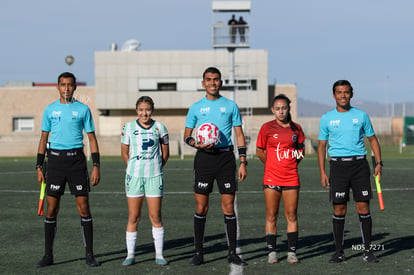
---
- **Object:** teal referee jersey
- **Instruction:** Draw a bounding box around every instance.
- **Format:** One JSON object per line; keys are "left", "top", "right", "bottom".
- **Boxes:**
{"left": 318, "top": 107, "right": 375, "bottom": 157}
{"left": 185, "top": 96, "right": 242, "bottom": 148}
{"left": 41, "top": 99, "right": 95, "bottom": 150}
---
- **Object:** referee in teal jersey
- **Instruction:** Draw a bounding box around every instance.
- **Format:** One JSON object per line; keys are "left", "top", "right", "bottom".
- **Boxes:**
{"left": 184, "top": 67, "right": 248, "bottom": 266}
{"left": 35, "top": 72, "right": 101, "bottom": 267}
{"left": 318, "top": 80, "right": 382, "bottom": 263}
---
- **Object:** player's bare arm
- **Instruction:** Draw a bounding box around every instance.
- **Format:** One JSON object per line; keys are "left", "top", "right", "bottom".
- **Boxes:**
{"left": 161, "top": 142, "right": 170, "bottom": 166}
{"left": 87, "top": 132, "right": 100, "bottom": 186}
{"left": 317, "top": 140, "right": 330, "bottom": 189}
{"left": 256, "top": 147, "right": 266, "bottom": 163}
{"left": 121, "top": 143, "right": 129, "bottom": 166}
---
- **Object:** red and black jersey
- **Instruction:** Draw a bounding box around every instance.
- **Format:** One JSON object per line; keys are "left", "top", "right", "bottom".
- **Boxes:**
{"left": 256, "top": 120, "right": 305, "bottom": 186}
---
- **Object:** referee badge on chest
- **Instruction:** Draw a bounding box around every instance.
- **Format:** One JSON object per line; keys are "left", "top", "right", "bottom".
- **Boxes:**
{"left": 352, "top": 118, "right": 358, "bottom": 126}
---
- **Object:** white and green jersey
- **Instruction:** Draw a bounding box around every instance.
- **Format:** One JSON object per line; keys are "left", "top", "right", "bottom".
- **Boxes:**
{"left": 121, "top": 119, "right": 169, "bottom": 178}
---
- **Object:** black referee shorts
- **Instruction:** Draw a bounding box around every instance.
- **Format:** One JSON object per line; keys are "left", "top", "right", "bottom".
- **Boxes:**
{"left": 329, "top": 157, "right": 372, "bottom": 203}
{"left": 46, "top": 149, "right": 90, "bottom": 197}
{"left": 193, "top": 150, "right": 237, "bottom": 194}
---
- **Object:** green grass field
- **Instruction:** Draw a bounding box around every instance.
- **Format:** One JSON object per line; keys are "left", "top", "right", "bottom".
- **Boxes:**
{"left": 0, "top": 148, "right": 413, "bottom": 274}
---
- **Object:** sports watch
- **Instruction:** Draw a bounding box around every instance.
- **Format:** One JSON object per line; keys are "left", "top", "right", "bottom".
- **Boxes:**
{"left": 240, "top": 160, "right": 248, "bottom": 166}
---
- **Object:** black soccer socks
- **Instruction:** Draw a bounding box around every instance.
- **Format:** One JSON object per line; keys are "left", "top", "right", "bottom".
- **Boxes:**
{"left": 193, "top": 213, "right": 206, "bottom": 253}
{"left": 359, "top": 213, "right": 372, "bottom": 249}
{"left": 332, "top": 214, "right": 345, "bottom": 252}
{"left": 224, "top": 214, "right": 237, "bottom": 252}
{"left": 44, "top": 217, "right": 56, "bottom": 256}
{"left": 81, "top": 216, "right": 94, "bottom": 255}
{"left": 287, "top": 232, "right": 298, "bottom": 253}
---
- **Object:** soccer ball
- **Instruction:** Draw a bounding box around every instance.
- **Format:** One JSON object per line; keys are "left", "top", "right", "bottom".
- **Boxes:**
{"left": 196, "top": 123, "right": 220, "bottom": 145}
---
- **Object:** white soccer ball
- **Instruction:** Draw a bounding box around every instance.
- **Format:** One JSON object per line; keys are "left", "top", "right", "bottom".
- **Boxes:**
{"left": 196, "top": 123, "right": 220, "bottom": 145}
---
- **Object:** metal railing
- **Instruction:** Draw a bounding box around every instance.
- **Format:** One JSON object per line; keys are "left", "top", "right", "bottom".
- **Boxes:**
{"left": 212, "top": 24, "right": 250, "bottom": 48}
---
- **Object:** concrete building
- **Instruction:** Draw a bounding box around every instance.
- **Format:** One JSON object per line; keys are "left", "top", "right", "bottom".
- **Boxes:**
{"left": 0, "top": 48, "right": 302, "bottom": 157}
{"left": 94, "top": 48, "right": 271, "bottom": 156}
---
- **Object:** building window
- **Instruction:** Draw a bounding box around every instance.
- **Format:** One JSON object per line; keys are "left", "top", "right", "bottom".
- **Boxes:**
{"left": 13, "top": 117, "right": 34, "bottom": 132}
{"left": 157, "top": 82, "right": 177, "bottom": 91}
{"left": 221, "top": 79, "right": 257, "bottom": 91}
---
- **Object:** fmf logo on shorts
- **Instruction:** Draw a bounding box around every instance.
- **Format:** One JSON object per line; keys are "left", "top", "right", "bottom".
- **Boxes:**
{"left": 50, "top": 184, "right": 61, "bottom": 191}
{"left": 197, "top": 182, "right": 208, "bottom": 189}
{"left": 224, "top": 183, "right": 231, "bottom": 189}
{"left": 335, "top": 192, "right": 346, "bottom": 198}
{"left": 362, "top": 191, "right": 369, "bottom": 196}
{"left": 76, "top": 185, "right": 83, "bottom": 191}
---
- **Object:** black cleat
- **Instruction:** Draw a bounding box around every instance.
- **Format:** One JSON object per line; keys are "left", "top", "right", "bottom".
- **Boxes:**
{"left": 329, "top": 251, "right": 345, "bottom": 263}
{"left": 36, "top": 255, "right": 53, "bottom": 267}
{"left": 363, "top": 250, "right": 379, "bottom": 263}
{"left": 227, "top": 251, "right": 248, "bottom": 266}
{"left": 86, "top": 253, "right": 100, "bottom": 267}
{"left": 189, "top": 252, "right": 204, "bottom": 265}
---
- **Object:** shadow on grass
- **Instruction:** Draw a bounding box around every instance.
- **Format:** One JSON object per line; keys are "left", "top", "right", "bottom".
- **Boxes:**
{"left": 238, "top": 231, "right": 399, "bottom": 262}
{"left": 55, "top": 231, "right": 411, "bottom": 266}
{"left": 90, "top": 233, "right": 228, "bottom": 265}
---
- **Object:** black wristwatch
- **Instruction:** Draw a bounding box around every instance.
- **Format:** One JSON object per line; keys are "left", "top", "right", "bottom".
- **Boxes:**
{"left": 377, "top": 161, "right": 383, "bottom": 167}
{"left": 240, "top": 160, "right": 248, "bottom": 166}
{"left": 93, "top": 163, "right": 100, "bottom": 168}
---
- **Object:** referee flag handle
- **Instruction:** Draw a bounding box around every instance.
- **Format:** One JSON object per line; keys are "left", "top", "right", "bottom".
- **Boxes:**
{"left": 371, "top": 156, "right": 385, "bottom": 211}
{"left": 37, "top": 161, "right": 47, "bottom": 216}
{"left": 37, "top": 181, "right": 46, "bottom": 216}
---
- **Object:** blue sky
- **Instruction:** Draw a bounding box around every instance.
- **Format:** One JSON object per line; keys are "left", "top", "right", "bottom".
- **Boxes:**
{"left": 1, "top": 0, "right": 413, "bottom": 105}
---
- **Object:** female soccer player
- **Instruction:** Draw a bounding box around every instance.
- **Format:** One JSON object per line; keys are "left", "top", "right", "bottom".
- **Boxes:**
{"left": 121, "top": 96, "right": 170, "bottom": 266}
{"left": 256, "top": 94, "right": 305, "bottom": 264}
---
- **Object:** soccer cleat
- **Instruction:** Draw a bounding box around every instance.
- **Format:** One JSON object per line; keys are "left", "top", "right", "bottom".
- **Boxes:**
{"left": 85, "top": 253, "right": 100, "bottom": 267}
{"left": 155, "top": 257, "right": 168, "bottom": 266}
{"left": 363, "top": 250, "right": 379, "bottom": 263}
{"left": 189, "top": 252, "right": 204, "bottom": 265}
{"left": 287, "top": 252, "right": 299, "bottom": 264}
{"left": 36, "top": 255, "right": 53, "bottom": 267}
{"left": 267, "top": 251, "right": 278, "bottom": 264}
{"left": 122, "top": 257, "right": 135, "bottom": 266}
{"left": 227, "top": 251, "right": 248, "bottom": 266}
{"left": 329, "top": 251, "right": 345, "bottom": 263}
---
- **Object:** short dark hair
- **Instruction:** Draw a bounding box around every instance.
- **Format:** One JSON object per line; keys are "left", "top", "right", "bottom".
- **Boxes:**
{"left": 136, "top": 96, "right": 154, "bottom": 110}
{"left": 203, "top": 67, "right": 221, "bottom": 79}
{"left": 332, "top": 80, "right": 353, "bottom": 94}
{"left": 58, "top": 72, "right": 76, "bottom": 84}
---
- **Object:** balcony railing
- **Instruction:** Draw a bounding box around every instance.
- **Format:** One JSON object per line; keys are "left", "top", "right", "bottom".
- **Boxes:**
{"left": 212, "top": 24, "right": 250, "bottom": 48}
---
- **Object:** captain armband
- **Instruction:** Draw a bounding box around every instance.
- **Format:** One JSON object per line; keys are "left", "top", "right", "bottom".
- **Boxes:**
{"left": 238, "top": 146, "right": 247, "bottom": 157}
{"left": 185, "top": 136, "right": 196, "bottom": 147}
{"left": 161, "top": 134, "right": 169, "bottom": 145}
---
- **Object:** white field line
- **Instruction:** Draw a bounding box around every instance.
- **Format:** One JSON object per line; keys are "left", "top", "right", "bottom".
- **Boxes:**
{"left": 1, "top": 166, "right": 413, "bottom": 175}
{"left": 1, "top": 187, "right": 413, "bottom": 195}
